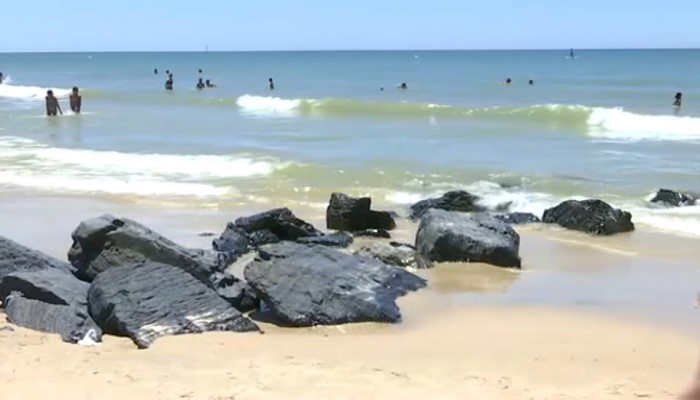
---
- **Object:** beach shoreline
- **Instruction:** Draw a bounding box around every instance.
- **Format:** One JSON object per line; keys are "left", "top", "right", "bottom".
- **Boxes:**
{"left": 0, "top": 192, "right": 699, "bottom": 398}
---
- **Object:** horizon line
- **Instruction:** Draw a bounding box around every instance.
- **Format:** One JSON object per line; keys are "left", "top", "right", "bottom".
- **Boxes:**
{"left": 1, "top": 47, "right": 699, "bottom": 54}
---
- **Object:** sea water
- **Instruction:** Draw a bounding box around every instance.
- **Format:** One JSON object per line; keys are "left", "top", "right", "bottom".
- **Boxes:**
{"left": 0, "top": 50, "right": 699, "bottom": 235}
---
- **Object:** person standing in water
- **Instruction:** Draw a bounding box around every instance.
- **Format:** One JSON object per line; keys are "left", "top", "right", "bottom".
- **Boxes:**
{"left": 69, "top": 87, "right": 82, "bottom": 113}
{"left": 45, "top": 90, "right": 63, "bottom": 116}
{"left": 154, "top": 68, "right": 158, "bottom": 74}
{"left": 165, "top": 74, "right": 174, "bottom": 91}
{"left": 674, "top": 92, "right": 683, "bottom": 108}
{"left": 205, "top": 79, "right": 217, "bottom": 88}
{"left": 569, "top": 48, "right": 575, "bottom": 58}
{"left": 269, "top": 78, "right": 275, "bottom": 90}
{"left": 196, "top": 78, "right": 205, "bottom": 90}
{"left": 0, "top": 72, "right": 4, "bottom": 84}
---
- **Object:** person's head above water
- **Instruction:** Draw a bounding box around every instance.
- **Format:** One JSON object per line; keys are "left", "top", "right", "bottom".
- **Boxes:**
{"left": 399, "top": 83, "right": 407, "bottom": 89}
{"left": 199, "top": 69, "right": 202, "bottom": 74}
{"left": 528, "top": 80, "right": 534, "bottom": 85}
{"left": 506, "top": 78, "right": 512, "bottom": 84}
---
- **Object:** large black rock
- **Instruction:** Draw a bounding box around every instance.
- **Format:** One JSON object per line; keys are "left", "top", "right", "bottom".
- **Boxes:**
{"left": 68, "top": 215, "right": 257, "bottom": 312}
{"left": 0, "top": 268, "right": 88, "bottom": 307}
{"left": 212, "top": 224, "right": 252, "bottom": 255}
{"left": 68, "top": 214, "right": 231, "bottom": 283}
{"left": 4, "top": 293, "right": 102, "bottom": 344}
{"left": 88, "top": 262, "right": 259, "bottom": 349}
{"left": 0, "top": 236, "right": 74, "bottom": 281}
{"left": 650, "top": 189, "right": 697, "bottom": 207}
{"left": 415, "top": 210, "right": 521, "bottom": 268}
{"left": 542, "top": 199, "right": 634, "bottom": 236}
{"left": 296, "top": 232, "right": 354, "bottom": 248}
{"left": 244, "top": 243, "right": 426, "bottom": 327}
{"left": 410, "top": 191, "right": 485, "bottom": 220}
{"left": 355, "top": 242, "right": 433, "bottom": 269}
{"left": 326, "top": 193, "right": 397, "bottom": 232}
{"left": 234, "top": 208, "right": 322, "bottom": 242}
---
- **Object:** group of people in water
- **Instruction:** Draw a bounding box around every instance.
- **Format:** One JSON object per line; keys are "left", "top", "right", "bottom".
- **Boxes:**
{"left": 45, "top": 87, "right": 81, "bottom": 116}
{"left": 155, "top": 68, "right": 276, "bottom": 92}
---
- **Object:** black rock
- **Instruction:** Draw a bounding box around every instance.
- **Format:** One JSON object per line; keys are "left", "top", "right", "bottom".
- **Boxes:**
{"left": 68, "top": 214, "right": 232, "bottom": 284}
{"left": 493, "top": 212, "right": 541, "bottom": 225}
{"left": 542, "top": 199, "right": 634, "bottom": 236}
{"left": 210, "top": 272, "right": 260, "bottom": 313}
{"left": 410, "top": 191, "right": 485, "bottom": 220}
{"left": 650, "top": 189, "right": 697, "bottom": 207}
{"left": 296, "top": 232, "right": 354, "bottom": 248}
{"left": 88, "top": 262, "right": 259, "bottom": 349}
{"left": 0, "top": 268, "right": 88, "bottom": 307}
{"left": 416, "top": 210, "right": 521, "bottom": 268}
{"left": 326, "top": 193, "right": 397, "bottom": 232}
{"left": 355, "top": 242, "right": 433, "bottom": 269}
{"left": 244, "top": 243, "right": 426, "bottom": 327}
{"left": 352, "top": 229, "right": 392, "bottom": 239}
{"left": 247, "top": 229, "right": 282, "bottom": 247}
{"left": 234, "top": 208, "right": 321, "bottom": 241}
{"left": 4, "top": 292, "right": 102, "bottom": 344}
{"left": 0, "top": 236, "right": 74, "bottom": 281}
{"left": 212, "top": 224, "right": 252, "bottom": 255}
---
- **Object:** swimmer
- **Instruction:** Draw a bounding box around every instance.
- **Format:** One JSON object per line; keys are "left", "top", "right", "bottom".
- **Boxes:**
{"left": 45, "top": 90, "right": 63, "bottom": 116}
{"left": 0, "top": 72, "right": 3, "bottom": 84}
{"left": 154, "top": 68, "right": 158, "bottom": 74}
{"left": 69, "top": 87, "right": 82, "bottom": 113}
{"left": 205, "top": 79, "right": 216, "bottom": 88}
{"left": 674, "top": 92, "right": 683, "bottom": 108}
{"left": 269, "top": 77, "right": 275, "bottom": 90}
{"left": 196, "top": 78, "right": 205, "bottom": 90}
{"left": 529, "top": 80, "right": 534, "bottom": 85}
{"left": 199, "top": 69, "right": 203, "bottom": 74}
{"left": 399, "top": 82, "right": 408, "bottom": 89}
{"left": 505, "top": 78, "right": 512, "bottom": 85}
{"left": 165, "top": 74, "right": 174, "bottom": 91}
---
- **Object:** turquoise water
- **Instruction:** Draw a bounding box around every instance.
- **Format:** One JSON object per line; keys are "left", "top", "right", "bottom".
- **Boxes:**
{"left": 1, "top": 50, "right": 699, "bottom": 234}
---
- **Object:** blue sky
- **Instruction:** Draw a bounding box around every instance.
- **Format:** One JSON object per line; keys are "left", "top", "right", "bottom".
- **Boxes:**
{"left": 1, "top": 0, "right": 698, "bottom": 52}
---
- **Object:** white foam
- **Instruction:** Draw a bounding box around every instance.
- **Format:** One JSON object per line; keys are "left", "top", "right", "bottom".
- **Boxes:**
{"left": 0, "top": 84, "right": 71, "bottom": 101}
{"left": 629, "top": 203, "right": 700, "bottom": 237}
{"left": 236, "top": 95, "right": 301, "bottom": 117}
{"left": 587, "top": 108, "right": 700, "bottom": 141}
{"left": 385, "top": 191, "right": 426, "bottom": 205}
{"left": 0, "top": 136, "right": 285, "bottom": 197}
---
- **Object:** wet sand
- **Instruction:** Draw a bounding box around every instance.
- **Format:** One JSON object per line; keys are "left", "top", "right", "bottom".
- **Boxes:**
{"left": 0, "top": 194, "right": 699, "bottom": 399}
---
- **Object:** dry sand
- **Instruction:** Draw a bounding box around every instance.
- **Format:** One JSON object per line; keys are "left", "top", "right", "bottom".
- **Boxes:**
{"left": 1, "top": 194, "right": 700, "bottom": 399}
{"left": 0, "top": 306, "right": 696, "bottom": 400}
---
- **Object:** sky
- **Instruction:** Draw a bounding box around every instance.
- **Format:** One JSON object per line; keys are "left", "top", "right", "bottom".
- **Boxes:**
{"left": 1, "top": 0, "right": 699, "bottom": 52}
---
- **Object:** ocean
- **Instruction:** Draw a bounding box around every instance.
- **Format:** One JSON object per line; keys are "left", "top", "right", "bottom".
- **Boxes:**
{"left": 1, "top": 50, "right": 699, "bottom": 236}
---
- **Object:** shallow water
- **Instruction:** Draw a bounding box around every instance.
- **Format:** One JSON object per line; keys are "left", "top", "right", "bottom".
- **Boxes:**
{"left": 1, "top": 50, "right": 700, "bottom": 235}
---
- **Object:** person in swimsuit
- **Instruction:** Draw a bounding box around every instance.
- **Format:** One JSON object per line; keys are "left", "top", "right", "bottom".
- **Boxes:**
{"left": 45, "top": 90, "right": 63, "bottom": 116}
{"left": 269, "top": 77, "right": 275, "bottom": 90}
{"left": 674, "top": 92, "right": 683, "bottom": 108}
{"left": 205, "top": 79, "right": 216, "bottom": 88}
{"left": 69, "top": 87, "right": 82, "bottom": 113}
{"left": 165, "top": 74, "right": 174, "bottom": 91}
{"left": 196, "top": 78, "right": 205, "bottom": 90}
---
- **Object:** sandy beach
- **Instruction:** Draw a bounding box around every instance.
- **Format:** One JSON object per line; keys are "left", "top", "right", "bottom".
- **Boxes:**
{"left": 0, "top": 306, "right": 695, "bottom": 400}
{"left": 0, "top": 194, "right": 699, "bottom": 399}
